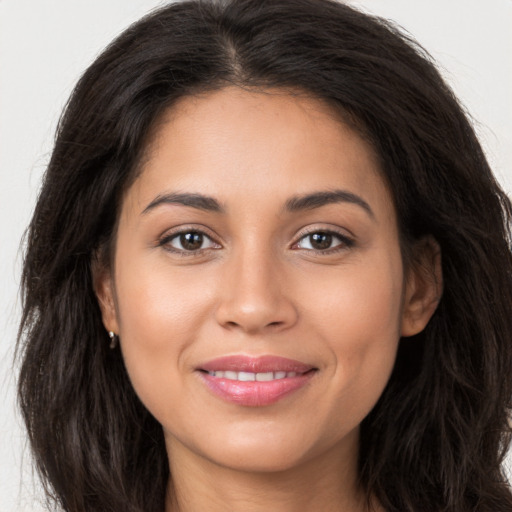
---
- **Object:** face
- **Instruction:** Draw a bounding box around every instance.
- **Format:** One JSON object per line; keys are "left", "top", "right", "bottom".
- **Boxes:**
{"left": 95, "top": 87, "right": 440, "bottom": 475}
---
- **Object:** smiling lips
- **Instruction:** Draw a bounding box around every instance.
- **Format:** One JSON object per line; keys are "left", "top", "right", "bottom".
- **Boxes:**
{"left": 198, "top": 355, "right": 316, "bottom": 407}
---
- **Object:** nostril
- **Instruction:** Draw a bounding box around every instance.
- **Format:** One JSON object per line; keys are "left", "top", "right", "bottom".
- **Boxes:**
{"left": 215, "top": 296, "right": 298, "bottom": 334}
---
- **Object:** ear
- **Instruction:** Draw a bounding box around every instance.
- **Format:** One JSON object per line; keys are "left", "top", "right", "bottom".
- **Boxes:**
{"left": 401, "top": 236, "right": 443, "bottom": 337}
{"left": 91, "top": 252, "right": 119, "bottom": 335}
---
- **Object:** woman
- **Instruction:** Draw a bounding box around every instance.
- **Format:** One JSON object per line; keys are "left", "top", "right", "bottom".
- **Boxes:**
{"left": 17, "top": 0, "right": 512, "bottom": 511}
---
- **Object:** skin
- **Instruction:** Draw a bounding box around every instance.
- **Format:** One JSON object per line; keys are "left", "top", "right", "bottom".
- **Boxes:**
{"left": 95, "top": 87, "right": 441, "bottom": 512}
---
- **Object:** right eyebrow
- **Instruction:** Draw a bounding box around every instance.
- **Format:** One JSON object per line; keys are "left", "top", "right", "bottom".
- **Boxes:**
{"left": 141, "top": 192, "right": 225, "bottom": 215}
{"left": 284, "top": 189, "right": 375, "bottom": 220}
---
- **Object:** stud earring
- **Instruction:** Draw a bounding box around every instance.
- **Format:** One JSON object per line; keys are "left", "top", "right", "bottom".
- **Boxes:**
{"left": 108, "top": 331, "right": 118, "bottom": 349}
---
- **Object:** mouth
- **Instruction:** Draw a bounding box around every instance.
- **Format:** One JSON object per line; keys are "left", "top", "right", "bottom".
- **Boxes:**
{"left": 196, "top": 355, "right": 317, "bottom": 407}
{"left": 202, "top": 369, "right": 306, "bottom": 381}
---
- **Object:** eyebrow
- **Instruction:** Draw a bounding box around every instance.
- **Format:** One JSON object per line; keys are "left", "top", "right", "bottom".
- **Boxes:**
{"left": 284, "top": 189, "right": 375, "bottom": 219}
{"left": 142, "top": 192, "right": 225, "bottom": 214}
{"left": 142, "top": 189, "right": 374, "bottom": 219}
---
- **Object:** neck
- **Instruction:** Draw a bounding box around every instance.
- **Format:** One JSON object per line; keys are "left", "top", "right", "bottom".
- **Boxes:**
{"left": 164, "top": 432, "right": 375, "bottom": 512}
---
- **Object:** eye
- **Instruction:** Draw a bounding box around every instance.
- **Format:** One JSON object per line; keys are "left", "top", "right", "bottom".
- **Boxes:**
{"left": 294, "top": 231, "right": 353, "bottom": 252}
{"left": 160, "top": 230, "right": 220, "bottom": 253}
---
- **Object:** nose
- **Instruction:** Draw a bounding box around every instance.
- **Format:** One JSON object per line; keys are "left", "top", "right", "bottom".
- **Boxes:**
{"left": 214, "top": 246, "right": 298, "bottom": 335}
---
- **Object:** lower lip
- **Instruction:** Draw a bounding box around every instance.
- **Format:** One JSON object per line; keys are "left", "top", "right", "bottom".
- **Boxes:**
{"left": 199, "top": 371, "right": 316, "bottom": 407}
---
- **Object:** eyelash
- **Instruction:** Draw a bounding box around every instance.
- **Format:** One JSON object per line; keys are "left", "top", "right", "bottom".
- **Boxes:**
{"left": 157, "top": 227, "right": 355, "bottom": 256}
{"left": 158, "top": 227, "right": 221, "bottom": 256}
{"left": 292, "top": 228, "right": 355, "bottom": 254}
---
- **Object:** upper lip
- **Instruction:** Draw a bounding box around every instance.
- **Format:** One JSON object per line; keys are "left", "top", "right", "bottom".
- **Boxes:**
{"left": 198, "top": 355, "right": 315, "bottom": 374}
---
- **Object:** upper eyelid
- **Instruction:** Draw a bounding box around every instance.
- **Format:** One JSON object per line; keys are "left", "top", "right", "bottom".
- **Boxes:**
{"left": 157, "top": 227, "right": 222, "bottom": 254}
{"left": 157, "top": 224, "right": 355, "bottom": 249}
{"left": 158, "top": 229, "right": 222, "bottom": 257}
{"left": 292, "top": 226, "right": 354, "bottom": 243}
{"left": 290, "top": 228, "right": 356, "bottom": 254}
{"left": 159, "top": 225, "right": 220, "bottom": 242}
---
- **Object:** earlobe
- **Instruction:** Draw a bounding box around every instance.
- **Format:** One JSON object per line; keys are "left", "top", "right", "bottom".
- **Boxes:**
{"left": 401, "top": 236, "right": 443, "bottom": 337}
{"left": 91, "top": 253, "right": 119, "bottom": 334}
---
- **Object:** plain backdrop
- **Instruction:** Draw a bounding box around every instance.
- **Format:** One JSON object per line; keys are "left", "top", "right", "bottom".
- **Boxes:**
{"left": 1, "top": 1, "right": 511, "bottom": 510}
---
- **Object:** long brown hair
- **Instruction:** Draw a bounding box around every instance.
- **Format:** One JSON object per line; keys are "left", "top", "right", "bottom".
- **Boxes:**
{"left": 18, "top": 1, "right": 512, "bottom": 510}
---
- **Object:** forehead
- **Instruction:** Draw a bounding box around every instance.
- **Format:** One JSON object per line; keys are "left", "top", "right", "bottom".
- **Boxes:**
{"left": 124, "top": 86, "right": 393, "bottom": 220}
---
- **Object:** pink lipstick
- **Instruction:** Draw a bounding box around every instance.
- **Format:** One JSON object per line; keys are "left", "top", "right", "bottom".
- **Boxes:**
{"left": 197, "top": 355, "right": 316, "bottom": 407}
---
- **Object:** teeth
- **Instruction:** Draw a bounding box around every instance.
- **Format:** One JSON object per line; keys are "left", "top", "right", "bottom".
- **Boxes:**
{"left": 256, "top": 372, "right": 273, "bottom": 382}
{"left": 207, "top": 370, "right": 300, "bottom": 381}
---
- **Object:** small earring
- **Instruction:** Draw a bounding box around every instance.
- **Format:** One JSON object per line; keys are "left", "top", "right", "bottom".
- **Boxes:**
{"left": 108, "top": 331, "right": 118, "bottom": 349}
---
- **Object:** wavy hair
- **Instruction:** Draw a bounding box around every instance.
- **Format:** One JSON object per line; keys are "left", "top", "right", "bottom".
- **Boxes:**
{"left": 17, "top": 0, "right": 512, "bottom": 510}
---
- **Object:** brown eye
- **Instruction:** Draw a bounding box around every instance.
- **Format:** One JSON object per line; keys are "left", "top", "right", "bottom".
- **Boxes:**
{"left": 179, "top": 232, "right": 204, "bottom": 251}
{"left": 295, "top": 231, "right": 353, "bottom": 252}
{"left": 163, "top": 230, "right": 219, "bottom": 252}
{"left": 309, "top": 232, "right": 332, "bottom": 250}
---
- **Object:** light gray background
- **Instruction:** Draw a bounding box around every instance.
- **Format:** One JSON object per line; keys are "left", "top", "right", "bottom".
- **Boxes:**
{"left": 1, "top": 1, "right": 511, "bottom": 510}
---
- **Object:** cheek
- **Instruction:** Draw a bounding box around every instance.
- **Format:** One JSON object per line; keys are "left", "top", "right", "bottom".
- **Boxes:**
{"left": 301, "top": 254, "right": 404, "bottom": 410}
{"left": 114, "top": 252, "right": 217, "bottom": 333}
{"left": 112, "top": 258, "right": 216, "bottom": 411}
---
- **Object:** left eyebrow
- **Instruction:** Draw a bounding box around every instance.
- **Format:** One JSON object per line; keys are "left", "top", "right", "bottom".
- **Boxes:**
{"left": 142, "top": 192, "right": 225, "bottom": 215}
{"left": 284, "top": 189, "right": 375, "bottom": 220}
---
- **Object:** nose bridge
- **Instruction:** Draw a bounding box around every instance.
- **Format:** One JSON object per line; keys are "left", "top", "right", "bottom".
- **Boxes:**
{"left": 215, "top": 240, "right": 297, "bottom": 334}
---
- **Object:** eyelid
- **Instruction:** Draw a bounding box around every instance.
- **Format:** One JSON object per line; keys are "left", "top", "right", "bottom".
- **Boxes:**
{"left": 291, "top": 226, "right": 355, "bottom": 252}
{"left": 156, "top": 224, "right": 355, "bottom": 256}
{"left": 157, "top": 225, "right": 222, "bottom": 254}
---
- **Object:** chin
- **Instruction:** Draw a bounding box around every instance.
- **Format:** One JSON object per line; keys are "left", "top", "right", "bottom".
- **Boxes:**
{"left": 181, "top": 422, "right": 353, "bottom": 475}
{"left": 206, "top": 443, "right": 311, "bottom": 474}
